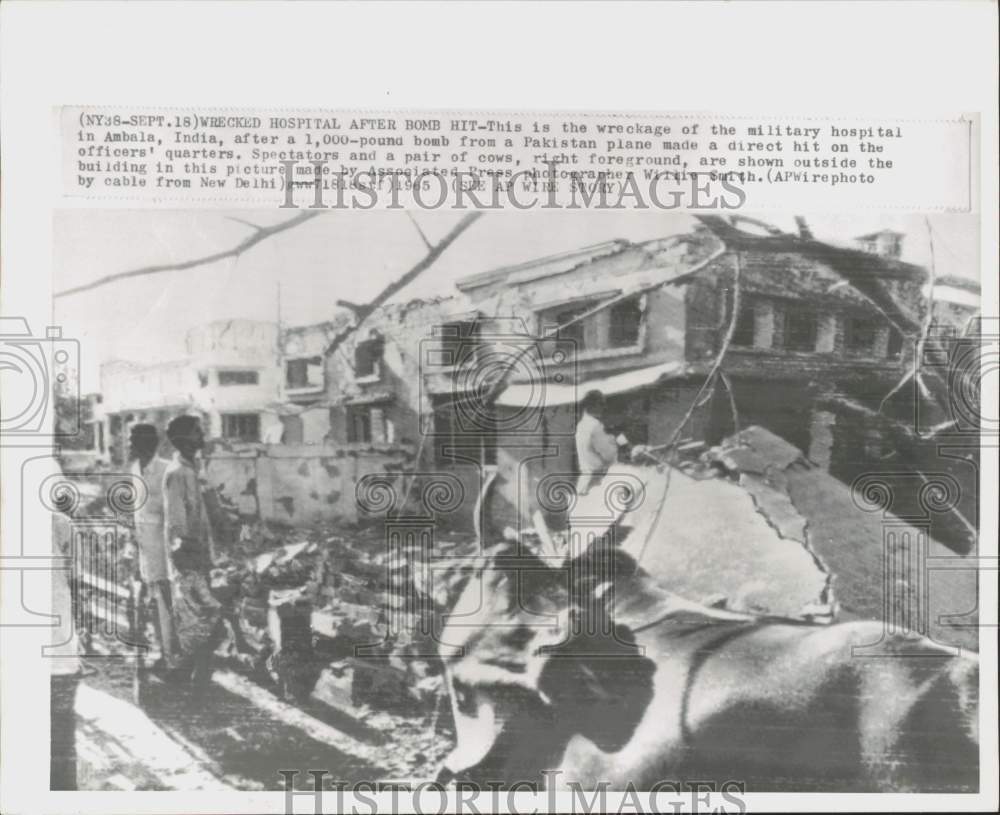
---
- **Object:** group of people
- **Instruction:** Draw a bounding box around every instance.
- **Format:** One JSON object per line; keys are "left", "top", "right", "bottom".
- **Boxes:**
{"left": 50, "top": 415, "right": 228, "bottom": 790}
{"left": 129, "top": 415, "right": 224, "bottom": 685}
{"left": 124, "top": 391, "right": 619, "bottom": 682}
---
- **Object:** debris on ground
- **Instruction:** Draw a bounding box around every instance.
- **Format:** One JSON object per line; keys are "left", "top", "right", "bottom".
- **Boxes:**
{"left": 65, "top": 424, "right": 979, "bottom": 786}
{"left": 194, "top": 519, "right": 478, "bottom": 762}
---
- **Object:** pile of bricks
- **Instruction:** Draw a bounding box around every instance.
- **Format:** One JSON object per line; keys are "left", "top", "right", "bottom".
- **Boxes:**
{"left": 235, "top": 527, "right": 478, "bottom": 713}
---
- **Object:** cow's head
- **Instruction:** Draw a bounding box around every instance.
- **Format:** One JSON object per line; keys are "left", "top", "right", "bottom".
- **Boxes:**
{"left": 437, "top": 541, "right": 658, "bottom": 789}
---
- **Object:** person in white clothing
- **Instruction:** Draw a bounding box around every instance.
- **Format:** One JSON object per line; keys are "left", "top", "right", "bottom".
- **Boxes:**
{"left": 128, "top": 424, "right": 176, "bottom": 668}
{"left": 574, "top": 390, "right": 624, "bottom": 496}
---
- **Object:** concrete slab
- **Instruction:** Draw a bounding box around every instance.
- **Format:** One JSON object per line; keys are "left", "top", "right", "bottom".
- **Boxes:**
{"left": 617, "top": 465, "right": 829, "bottom": 618}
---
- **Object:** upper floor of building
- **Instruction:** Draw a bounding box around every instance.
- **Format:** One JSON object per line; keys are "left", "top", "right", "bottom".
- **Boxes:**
{"left": 318, "top": 217, "right": 981, "bottom": 415}
{"left": 100, "top": 319, "right": 283, "bottom": 416}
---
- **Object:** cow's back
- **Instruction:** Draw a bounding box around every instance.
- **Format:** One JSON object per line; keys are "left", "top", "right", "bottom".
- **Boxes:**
{"left": 557, "top": 619, "right": 979, "bottom": 791}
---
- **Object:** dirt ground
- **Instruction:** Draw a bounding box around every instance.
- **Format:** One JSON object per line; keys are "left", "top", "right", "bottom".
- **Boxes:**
{"left": 74, "top": 656, "right": 453, "bottom": 790}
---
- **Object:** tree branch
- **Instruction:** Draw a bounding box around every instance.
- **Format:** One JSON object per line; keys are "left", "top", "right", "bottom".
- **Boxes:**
{"left": 225, "top": 216, "right": 267, "bottom": 233}
{"left": 663, "top": 251, "right": 743, "bottom": 452}
{"left": 819, "top": 392, "right": 977, "bottom": 544}
{"left": 877, "top": 369, "right": 915, "bottom": 414}
{"left": 406, "top": 211, "right": 434, "bottom": 252}
{"left": 324, "top": 211, "right": 484, "bottom": 356}
{"left": 335, "top": 299, "right": 367, "bottom": 314}
{"left": 718, "top": 369, "right": 741, "bottom": 439}
{"left": 878, "top": 217, "right": 941, "bottom": 423}
{"left": 54, "top": 211, "right": 323, "bottom": 299}
{"left": 821, "top": 393, "right": 921, "bottom": 444}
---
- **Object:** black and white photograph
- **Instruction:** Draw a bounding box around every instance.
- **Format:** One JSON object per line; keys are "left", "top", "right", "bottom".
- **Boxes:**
{"left": 44, "top": 208, "right": 984, "bottom": 793}
{"left": 1, "top": 2, "right": 996, "bottom": 814}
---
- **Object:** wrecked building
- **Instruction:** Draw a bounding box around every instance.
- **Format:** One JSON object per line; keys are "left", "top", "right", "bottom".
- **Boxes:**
{"left": 95, "top": 218, "right": 977, "bottom": 541}
{"left": 324, "top": 297, "right": 466, "bottom": 450}
{"left": 277, "top": 318, "right": 350, "bottom": 444}
{"left": 454, "top": 217, "right": 978, "bottom": 541}
{"left": 101, "top": 316, "right": 354, "bottom": 453}
{"left": 308, "top": 216, "right": 979, "bottom": 544}
{"left": 689, "top": 216, "right": 981, "bottom": 551}
{"left": 100, "top": 319, "right": 285, "bottom": 463}
{"left": 321, "top": 296, "right": 487, "bottom": 529}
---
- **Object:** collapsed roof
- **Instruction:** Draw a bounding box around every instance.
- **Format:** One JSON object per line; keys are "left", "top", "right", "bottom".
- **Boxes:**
{"left": 550, "top": 426, "right": 976, "bottom": 650}
{"left": 693, "top": 215, "right": 930, "bottom": 333}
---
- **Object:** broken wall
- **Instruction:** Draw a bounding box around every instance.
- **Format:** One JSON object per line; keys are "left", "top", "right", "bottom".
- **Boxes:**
{"left": 325, "top": 298, "right": 466, "bottom": 446}
{"left": 682, "top": 250, "right": 948, "bottom": 473}
{"left": 300, "top": 406, "right": 332, "bottom": 444}
{"left": 472, "top": 243, "right": 691, "bottom": 381}
{"left": 323, "top": 297, "right": 485, "bottom": 529}
{"left": 203, "top": 442, "right": 417, "bottom": 527}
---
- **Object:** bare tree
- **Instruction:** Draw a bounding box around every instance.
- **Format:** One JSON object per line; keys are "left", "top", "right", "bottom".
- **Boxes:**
{"left": 54, "top": 211, "right": 323, "bottom": 299}
{"left": 324, "top": 212, "right": 483, "bottom": 355}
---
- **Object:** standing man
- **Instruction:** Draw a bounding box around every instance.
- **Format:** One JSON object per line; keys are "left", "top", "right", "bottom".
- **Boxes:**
{"left": 163, "top": 415, "right": 223, "bottom": 686}
{"left": 128, "top": 424, "right": 175, "bottom": 669}
{"left": 575, "top": 390, "right": 624, "bottom": 496}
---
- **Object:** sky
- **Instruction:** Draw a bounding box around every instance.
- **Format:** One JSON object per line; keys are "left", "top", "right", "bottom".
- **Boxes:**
{"left": 53, "top": 209, "right": 979, "bottom": 392}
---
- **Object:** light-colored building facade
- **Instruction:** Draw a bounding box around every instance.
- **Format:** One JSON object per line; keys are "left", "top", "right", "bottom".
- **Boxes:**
{"left": 276, "top": 318, "right": 349, "bottom": 444}
{"left": 99, "top": 319, "right": 283, "bottom": 462}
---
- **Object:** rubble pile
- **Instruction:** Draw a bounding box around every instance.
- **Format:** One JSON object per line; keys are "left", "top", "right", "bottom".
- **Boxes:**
{"left": 208, "top": 523, "right": 479, "bottom": 720}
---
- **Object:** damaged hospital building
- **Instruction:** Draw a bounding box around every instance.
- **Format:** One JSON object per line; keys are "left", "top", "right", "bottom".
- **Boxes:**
{"left": 319, "top": 214, "right": 979, "bottom": 553}
{"left": 95, "top": 216, "right": 980, "bottom": 556}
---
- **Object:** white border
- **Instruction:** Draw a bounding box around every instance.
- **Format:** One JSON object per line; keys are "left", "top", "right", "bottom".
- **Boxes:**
{"left": 2, "top": 2, "right": 997, "bottom": 813}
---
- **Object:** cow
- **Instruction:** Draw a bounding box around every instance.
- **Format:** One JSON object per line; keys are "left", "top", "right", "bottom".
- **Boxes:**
{"left": 436, "top": 540, "right": 979, "bottom": 793}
